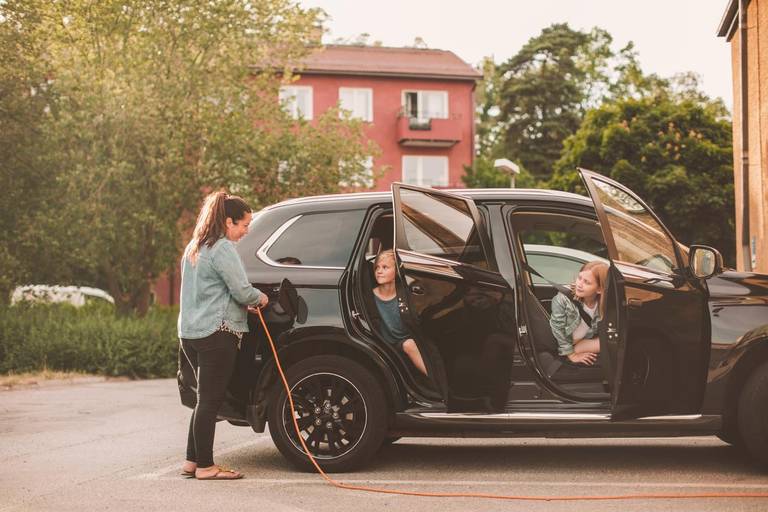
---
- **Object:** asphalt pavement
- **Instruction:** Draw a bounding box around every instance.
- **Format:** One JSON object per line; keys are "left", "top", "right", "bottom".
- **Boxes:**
{"left": 1, "top": 378, "right": 767, "bottom": 512}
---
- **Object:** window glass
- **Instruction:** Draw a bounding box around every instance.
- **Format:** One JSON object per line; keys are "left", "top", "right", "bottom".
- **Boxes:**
{"left": 515, "top": 213, "right": 609, "bottom": 285}
{"left": 279, "top": 86, "right": 313, "bottom": 120}
{"left": 591, "top": 178, "right": 678, "bottom": 272}
{"left": 399, "top": 189, "right": 488, "bottom": 268}
{"left": 266, "top": 211, "right": 363, "bottom": 267}
{"left": 526, "top": 253, "right": 585, "bottom": 285}
{"left": 402, "top": 156, "right": 448, "bottom": 187}
{"left": 402, "top": 90, "right": 448, "bottom": 119}
{"left": 339, "top": 88, "right": 373, "bottom": 122}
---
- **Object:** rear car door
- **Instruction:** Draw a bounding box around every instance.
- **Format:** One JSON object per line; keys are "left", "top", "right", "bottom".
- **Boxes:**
{"left": 392, "top": 184, "right": 516, "bottom": 412}
{"left": 578, "top": 168, "right": 710, "bottom": 419}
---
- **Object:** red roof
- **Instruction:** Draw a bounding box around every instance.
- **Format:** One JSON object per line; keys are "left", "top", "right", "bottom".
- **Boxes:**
{"left": 299, "top": 45, "right": 482, "bottom": 81}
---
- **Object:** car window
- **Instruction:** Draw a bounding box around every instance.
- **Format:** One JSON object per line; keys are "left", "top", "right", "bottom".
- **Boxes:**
{"left": 398, "top": 188, "right": 489, "bottom": 268}
{"left": 512, "top": 212, "right": 609, "bottom": 285}
{"left": 590, "top": 178, "right": 679, "bottom": 272}
{"left": 526, "top": 253, "right": 585, "bottom": 285}
{"left": 265, "top": 211, "right": 364, "bottom": 268}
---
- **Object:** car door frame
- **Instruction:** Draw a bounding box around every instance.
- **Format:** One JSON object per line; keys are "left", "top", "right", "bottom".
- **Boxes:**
{"left": 391, "top": 183, "right": 515, "bottom": 411}
{"left": 578, "top": 168, "right": 711, "bottom": 420}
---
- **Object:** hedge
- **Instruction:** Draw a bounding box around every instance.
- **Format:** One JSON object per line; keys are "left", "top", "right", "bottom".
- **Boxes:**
{"left": 0, "top": 302, "right": 178, "bottom": 378}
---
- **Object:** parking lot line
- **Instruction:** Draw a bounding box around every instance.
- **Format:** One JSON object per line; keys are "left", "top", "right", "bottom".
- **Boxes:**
{"left": 131, "top": 437, "right": 272, "bottom": 480}
{"left": 142, "top": 476, "right": 768, "bottom": 490}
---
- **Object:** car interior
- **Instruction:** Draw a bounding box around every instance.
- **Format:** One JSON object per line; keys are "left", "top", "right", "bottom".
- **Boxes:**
{"left": 356, "top": 207, "right": 614, "bottom": 401}
{"left": 509, "top": 211, "right": 611, "bottom": 397}
{"left": 355, "top": 212, "right": 426, "bottom": 377}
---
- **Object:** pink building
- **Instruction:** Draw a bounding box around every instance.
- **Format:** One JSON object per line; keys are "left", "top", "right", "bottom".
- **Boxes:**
{"left": 280, "top": 45, "right": 482, "bottom": 190}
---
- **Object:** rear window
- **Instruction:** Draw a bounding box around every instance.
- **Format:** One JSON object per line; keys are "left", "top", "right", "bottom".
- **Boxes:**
{"left": 265, "top": 211, "right": 364, "bottom": 268}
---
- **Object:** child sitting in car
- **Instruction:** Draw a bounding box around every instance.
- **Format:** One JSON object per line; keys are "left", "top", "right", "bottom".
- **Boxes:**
{"left": 549, "top": 261, "right": 608, "bottom": 366}
{"left": 372, "top": 250, "right": 428, "bottom": 375}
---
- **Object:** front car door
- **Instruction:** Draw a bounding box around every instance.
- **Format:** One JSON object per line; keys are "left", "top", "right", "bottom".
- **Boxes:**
{"left": 578, "top": 168, "right": 711, "bottom": 419}
{"left": 392, "top": 184, "right": 516, "bottom": 412}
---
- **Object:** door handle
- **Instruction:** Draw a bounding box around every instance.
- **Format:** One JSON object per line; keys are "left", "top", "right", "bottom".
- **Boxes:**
{"left": 627, "top": 298, "right": 642, "bottom": 308}
{"left": 410, "top": 284, "right": 425, "bottom": 295}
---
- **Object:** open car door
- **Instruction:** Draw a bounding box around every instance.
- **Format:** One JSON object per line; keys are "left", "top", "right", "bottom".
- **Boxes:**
{"left": 578, "top": 168, "right": 710, "bottom": 420}
{"left": 391, "top": 184, "right": 516, "bottom": 412}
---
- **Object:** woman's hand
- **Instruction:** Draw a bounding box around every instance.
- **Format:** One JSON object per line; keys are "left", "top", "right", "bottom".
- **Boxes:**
{"left": 247, "top": 293, "right": 269, "bottom": 313}
{"left": 567, "top": 352, "right": 597, "bottom": 365}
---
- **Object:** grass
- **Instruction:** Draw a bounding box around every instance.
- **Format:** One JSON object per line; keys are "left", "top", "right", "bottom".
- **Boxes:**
{"left": 0, "top": 368, "right": 104, "bottom": 389}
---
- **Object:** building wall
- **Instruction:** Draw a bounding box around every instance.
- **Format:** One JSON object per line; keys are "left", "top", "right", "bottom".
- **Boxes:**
{"left": 292, "top": 74, "right": 476, "bottom": 190}
{"left": 729, "top": 0, "right": 768, "bottom": 272}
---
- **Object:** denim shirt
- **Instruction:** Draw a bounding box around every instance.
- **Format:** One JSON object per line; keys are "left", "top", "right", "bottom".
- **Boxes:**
{"left": 549, "top": 292, "right": 601, "bottom": 356}
{"left": 177, "top": 237, "right": 263, "bottom": 340}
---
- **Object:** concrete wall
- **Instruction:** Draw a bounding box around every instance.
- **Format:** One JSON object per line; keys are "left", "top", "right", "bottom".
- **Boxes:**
{"left": 729, "top": 0, "right": 768, "bottom": 272}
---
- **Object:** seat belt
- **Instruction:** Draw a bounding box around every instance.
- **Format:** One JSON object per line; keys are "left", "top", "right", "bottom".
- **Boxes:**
{"left": 522, "top": 262, "right": 593, "bottom": 328}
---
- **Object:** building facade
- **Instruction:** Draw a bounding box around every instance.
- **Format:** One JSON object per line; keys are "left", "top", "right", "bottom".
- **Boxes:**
{"left": 280, "top": 45, "right": 481, "bottom": 191}
{"left": 718, "top": 0, "right": 768, "bottom": 272}
{"left": 153, "top": 45, "right": 480, "bottom": 305}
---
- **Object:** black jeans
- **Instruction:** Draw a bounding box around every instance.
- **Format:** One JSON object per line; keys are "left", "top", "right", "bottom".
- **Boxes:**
{"left": 180, "top": 331, "right": 238, "bottom": 468}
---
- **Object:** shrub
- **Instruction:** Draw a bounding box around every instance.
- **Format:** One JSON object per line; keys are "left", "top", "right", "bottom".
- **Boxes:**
{"left": 0, "top": 302, "right": 178, "bottom": 378}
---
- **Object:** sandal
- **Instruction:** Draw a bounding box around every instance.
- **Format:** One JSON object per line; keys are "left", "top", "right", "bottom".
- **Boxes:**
{"left": 181, "top": 462, "right": 197, "bottom": 478}
{"left": 195, "top": 466, "right": 244, "bottom": 480}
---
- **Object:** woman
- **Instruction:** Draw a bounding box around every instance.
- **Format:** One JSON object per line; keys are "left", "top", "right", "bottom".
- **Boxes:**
{"left": 372, "top": 250, "right": 428, "bottom": 375}
{"left": 178, "top": 191, "right": 268, "bottom": 480}
{"left": 549, "top": 260, "right": 608, "bottom": 366}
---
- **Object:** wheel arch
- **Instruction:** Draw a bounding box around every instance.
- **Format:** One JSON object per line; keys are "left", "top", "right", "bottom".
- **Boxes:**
{"left": 249, "top": 330, "right": 406, "bottom": 431}
{"left": 720, "top": 333, "right": 768, "bottom": 439}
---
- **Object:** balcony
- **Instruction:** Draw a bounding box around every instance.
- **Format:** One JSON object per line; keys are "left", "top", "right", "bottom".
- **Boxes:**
{"left": 396, "top": 114, "right": 462, "bottom": 148}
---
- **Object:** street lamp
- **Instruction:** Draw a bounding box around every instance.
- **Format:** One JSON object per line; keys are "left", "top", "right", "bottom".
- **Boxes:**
{"left": 494, "top": 158, "right": 520, "bottom": 188}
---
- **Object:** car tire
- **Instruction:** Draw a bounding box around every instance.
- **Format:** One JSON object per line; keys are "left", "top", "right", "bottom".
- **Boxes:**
{"left": 267, "top": 355, "right": 387, "bottom": 473}
{"left": 737, "top": 360, "right": 768, "bottom": 466}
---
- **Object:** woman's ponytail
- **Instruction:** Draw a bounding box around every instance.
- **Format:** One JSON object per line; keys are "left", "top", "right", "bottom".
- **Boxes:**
{"left": 188, "top": 191, "right": 250, "bottom": 264}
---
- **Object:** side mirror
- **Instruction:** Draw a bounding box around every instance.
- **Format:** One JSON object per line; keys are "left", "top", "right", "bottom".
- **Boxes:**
{"left": 689, "top": 245, "right": 723, "bottom": 279}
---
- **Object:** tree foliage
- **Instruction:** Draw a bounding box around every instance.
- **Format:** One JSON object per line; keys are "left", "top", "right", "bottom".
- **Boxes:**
{"left": 0, "top": 3, "right": 60, "bottom": 301}
{"left": 0, "top": 0, "right": 378, "bottom": 314}
{"left": 550, "top": 90, "right": 735, "bottom": 264}
{"left": 468, "top": 23, "right": 657, "bottom": 187}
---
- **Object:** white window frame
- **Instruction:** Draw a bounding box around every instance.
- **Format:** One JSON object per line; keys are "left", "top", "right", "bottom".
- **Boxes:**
{"left": 279, "top": 85, "right": 313, "bottom": 120}
{"left": 401, "top": 90, "right": 449, "bottom": 119}
{"left": 338, "top": 87, "right": 373, "bottom": 122}
{"left": 402, "top": 155, "right": 449, "bottom": 188}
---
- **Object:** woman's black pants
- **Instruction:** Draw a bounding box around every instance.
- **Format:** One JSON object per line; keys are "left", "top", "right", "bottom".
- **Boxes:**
{"left": 180, "top": 331, "right": 238, "bottom": 468}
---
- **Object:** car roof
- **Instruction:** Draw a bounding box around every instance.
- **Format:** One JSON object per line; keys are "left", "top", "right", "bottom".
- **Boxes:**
{"left": 263, "top": 188, "right": 593, "bottom": 211}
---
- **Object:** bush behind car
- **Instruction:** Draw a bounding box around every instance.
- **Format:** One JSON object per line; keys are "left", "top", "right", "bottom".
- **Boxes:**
{"left": 0, "top": 302, "right": 177, "bottom": 378}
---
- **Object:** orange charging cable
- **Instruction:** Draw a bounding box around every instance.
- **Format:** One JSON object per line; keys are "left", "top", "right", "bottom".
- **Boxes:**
{"left": 255, "top": 307, "right": 768, "bottom": 502}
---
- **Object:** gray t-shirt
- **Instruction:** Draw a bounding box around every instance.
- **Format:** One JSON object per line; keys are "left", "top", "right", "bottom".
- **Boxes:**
{"left": 373, "top": 293, "right": 411, "bottom": 345}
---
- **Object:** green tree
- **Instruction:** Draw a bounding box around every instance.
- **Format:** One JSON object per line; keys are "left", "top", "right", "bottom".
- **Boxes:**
{"left": 550, "top": 89, "right": 735, "bottom": 264}
{"left": 0, "top": 2, "right": 65, "bottom": 302}
{"left": 468, "top": 24, "right": 648, "bottom": 187}
{"left": 2, "top": 0, "right": 377, "bottom": 315}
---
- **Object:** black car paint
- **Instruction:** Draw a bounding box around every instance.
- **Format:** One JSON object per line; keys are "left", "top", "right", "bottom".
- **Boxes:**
{"left": 177, "top": 189, "right": 768, "bottom": 437}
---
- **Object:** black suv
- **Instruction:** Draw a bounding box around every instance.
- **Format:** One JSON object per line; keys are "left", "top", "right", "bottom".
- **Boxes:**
{"left": 178, "top": 168, "right": 768, "bottom": 472}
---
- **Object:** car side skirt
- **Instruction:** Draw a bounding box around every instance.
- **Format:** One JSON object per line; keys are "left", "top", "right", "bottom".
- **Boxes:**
{"left": 391, "top": 411, "right": 721, "bottom": 437}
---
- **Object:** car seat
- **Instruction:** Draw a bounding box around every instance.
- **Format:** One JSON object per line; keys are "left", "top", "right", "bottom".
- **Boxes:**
{"left": 522, "top": 286, "right": 604, "bottom": 384}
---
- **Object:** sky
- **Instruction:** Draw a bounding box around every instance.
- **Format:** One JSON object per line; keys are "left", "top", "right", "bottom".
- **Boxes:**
{"left": 299, "top": 0, "right": 734, "bottom": 110}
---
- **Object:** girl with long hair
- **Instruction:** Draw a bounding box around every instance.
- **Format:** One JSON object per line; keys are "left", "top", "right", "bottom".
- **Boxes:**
{"left": 178, "top": 191, "right": 268, "bottom": 480}
{"left": 549, "top": 260, "right": 608, "bottom": 366}
{"left": 372, "top": 250, "right": 428, "bottom": 375}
